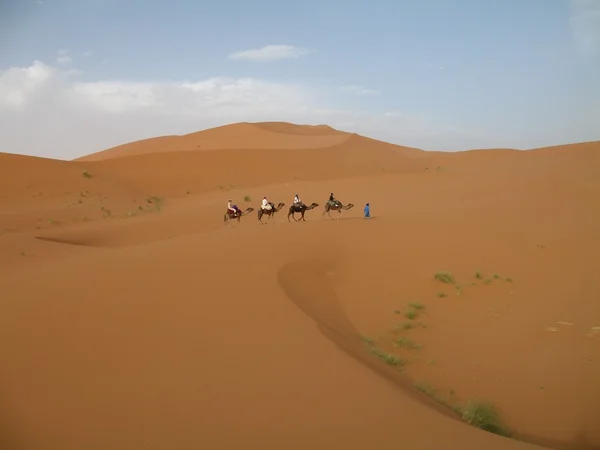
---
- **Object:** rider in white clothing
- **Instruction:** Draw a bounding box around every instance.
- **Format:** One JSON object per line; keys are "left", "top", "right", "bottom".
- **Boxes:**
{"left": 227, "top": 200, "right": 237, "bottom": 214}
{"left": 261, "top": 197, "right": 272, "bottom": 210}
{"left": 293, "top": 193, "right": 303, "bottom": 207}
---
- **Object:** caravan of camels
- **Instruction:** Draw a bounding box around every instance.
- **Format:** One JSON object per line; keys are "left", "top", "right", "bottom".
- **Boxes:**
{"left": 224, "top": 192, "right": 355, "bottom": 225}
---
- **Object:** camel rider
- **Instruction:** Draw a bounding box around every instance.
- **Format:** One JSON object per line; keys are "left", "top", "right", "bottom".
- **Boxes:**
{"left": 261, "top": 196, "right": 272, "bottom": 211}
{"left": 328, "top": 192, "right": 338, "bottom": 208}
{"left": 294, "top": 193, "right": 304, "bottom": 208}
{"left": 227, "top": 199, "right": 238, "bottom": 215}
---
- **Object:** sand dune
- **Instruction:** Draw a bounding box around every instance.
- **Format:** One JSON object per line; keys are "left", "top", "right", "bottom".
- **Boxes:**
{"left": 76, "top": 122, "right": 359, "bottom": 161}
{"left": 1, "top": 123, "right": 599, "bottom": 450}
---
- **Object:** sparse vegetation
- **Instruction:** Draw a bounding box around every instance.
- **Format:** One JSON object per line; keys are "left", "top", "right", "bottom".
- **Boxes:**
{"left": 434, "top": 271, "right": 455, "bottom": 284}
{"left": 361, "top": 336, "right": 375, "bottom": 346}
{"left": 369, "top": 348, "right": 404, "bottom": 367}
{"left": 408, "top": 301, "right": 425, "bottom": 311}
{"left": 146, "top": 196, "right": 163, "bottom": 211}
{"left": 412, "top": 379, "right": 511, "bottom": 439}
{"left": 82, "top": 171, "right": 92, "bottom": 179}
{"left": 101, "top": 207, "right": 112, "bottom": 218}
{"left": 393, "top": 336, "right": 422, "bottom": 350}
{"left": 414, "top": 381, "right": 435, "bottom": 396}
{"left": 437, "top": 292, "right": 447, "bottom": 298}
{"left": 457, "top": 400, "right": 510, "bottom": 437}
{"left": 475, "top": 271, "right": 483, "bottom": 279}
{"left": 244, "top": 195, "right": 252, "bottom": 202}
{"left": 405, "top": 309, "right": 417, "bottom": 320}
{"left": 395, "top": 321, "right": 414, "bottom": 331}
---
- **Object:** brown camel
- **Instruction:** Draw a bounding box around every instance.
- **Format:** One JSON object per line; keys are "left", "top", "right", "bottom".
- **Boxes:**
{"left": 223, "top": 207, "right": 254, "bottom": 226}
{"left": 287, "top": 202, "right": 319, "bottom": 222}
{"left": 323, "top": 200, "right": 354, "bottom": 220}
{"left": 257, "top": 202, "right": 285, "bottom": 224}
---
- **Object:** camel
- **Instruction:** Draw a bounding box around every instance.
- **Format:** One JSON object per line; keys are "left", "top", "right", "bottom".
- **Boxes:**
{"left": 287, "top": 202, "right": 319, "bottom": 222}
{"left": 323, "top": 200, "right": 354, "bottom": 220}
{"left": 257, "top": 202, "right": 286, "bottom": 224}
{"left": 223, "top": 207, "right": 254, "bottom": 226}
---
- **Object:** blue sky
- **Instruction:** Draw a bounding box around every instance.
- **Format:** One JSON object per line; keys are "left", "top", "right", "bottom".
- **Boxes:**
{"left": 1, "top": 0, "right": 599, "bottom": 159}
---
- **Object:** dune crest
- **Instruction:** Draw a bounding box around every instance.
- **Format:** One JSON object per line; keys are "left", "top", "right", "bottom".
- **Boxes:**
{"left": 75, "top": 122, "right": 358, "bottom": 161}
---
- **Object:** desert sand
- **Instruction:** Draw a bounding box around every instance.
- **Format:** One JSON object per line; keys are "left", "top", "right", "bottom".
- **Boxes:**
{"left": 1, "top": 121, "right": 599, "bottom": 450}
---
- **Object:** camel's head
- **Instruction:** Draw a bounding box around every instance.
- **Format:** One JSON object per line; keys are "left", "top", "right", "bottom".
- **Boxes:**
{"left": 246, "top": 207, "right": 255, "bottom": 212}
{"left": 309, "top": 202, "right": 319, "bottom": 208}
{"left": 277, "top": 202, "right": 286, "bottom": 208}
{"left": 346, "top": 203, "right": 355, "bottom": 209}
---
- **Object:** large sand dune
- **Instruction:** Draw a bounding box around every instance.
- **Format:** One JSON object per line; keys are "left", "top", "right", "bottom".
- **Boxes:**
{"left": 1, "top": 122, "right": 599, "bottom": 450}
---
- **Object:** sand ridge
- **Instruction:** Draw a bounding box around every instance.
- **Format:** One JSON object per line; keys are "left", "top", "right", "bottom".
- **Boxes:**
{"left": 75, "top": 122, "right": 359, "bottom": 161}
{"left": 1, "top": 122, "right": 599, "bottom": 450}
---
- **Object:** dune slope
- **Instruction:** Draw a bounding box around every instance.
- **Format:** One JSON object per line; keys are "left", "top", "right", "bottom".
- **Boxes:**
{"left": 75, "top": 122, "right": 355, "bottom": 161}
{"left": 1, "top": 127, "right": 599, "bottom": 450}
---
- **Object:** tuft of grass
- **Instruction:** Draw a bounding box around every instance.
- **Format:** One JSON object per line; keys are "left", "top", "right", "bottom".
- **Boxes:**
{"left": 361, "top": 336, "right": 375, "bottom": 347}
{"left": 243, "top": 195, "right": 252, "bottom": 202}
{"left": 414, "top": 381, "right": 435, "bottom": 396}
{"left": 475, "top": 271, "right": 483, "bottom": 279}
{"left": 493, "top": 273, "right": 500, "bottom": 279}
{"left": 434, "top": 271, "right": 455, "bottom": 284}
{"left": 82, "top": 171, "right": 92, "bottom": 179}
{"left": 408, "top": 301, "right": 425, "bottom": 311}
{"left": 395, "top": 321, "right": 414, "bottom": 331}
{"left": 146, "top": 196, "right": 163, "bottom": 211}
{"left": 404, "top": 309, "right": 418, "bottom": 320}
{"left": 483, "top": 279, "right": 492, "bottom": 285}
{"left": 369, "top": 348, "right": 404, "bottom": 367}
{"left": 393, "top": 336, "right": 422, "bottom": 350}
{"left": 437, "top": 292, "right": 447, "bottom": 298}
{"left": 457, "top": 400, "right": 510, "bottom": 437}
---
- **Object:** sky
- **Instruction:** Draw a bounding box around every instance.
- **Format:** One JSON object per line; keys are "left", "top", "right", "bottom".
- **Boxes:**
{"left": 1, "top": 0, "right": 599, "bottom": 160}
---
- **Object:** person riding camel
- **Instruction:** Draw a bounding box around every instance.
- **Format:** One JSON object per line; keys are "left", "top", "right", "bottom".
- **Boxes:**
{"left": 261, "top": 196, "right": 272, "bottom": 211}
{"left": 227, "top": 199, "right": 239, "bottom": 215}
{"left": 293, "top": 193, "right": 304, "bottom": 208}
{"left": 328, "top": 192, "right": 339, "bottom": 208}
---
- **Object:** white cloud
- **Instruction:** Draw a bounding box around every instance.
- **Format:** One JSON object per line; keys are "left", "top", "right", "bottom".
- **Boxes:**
{"left": 340, "top": 85, "right": 379, "bottom": 95}
{"left": 0, "top": 60, "right": 489, "bottom": 160}
{"left": 227, "top": 45, "right": 309, "bottom": 62}
{"left": 56, "top": 49, "right": 73, "bottom": 65}
{"left": 568, "top": 0, "right": 600, "bottom": 56}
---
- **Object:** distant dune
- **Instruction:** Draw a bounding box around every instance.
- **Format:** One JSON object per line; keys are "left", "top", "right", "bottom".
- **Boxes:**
{"left": 75, "top": 121, "right": 424, "bottom": 162}
{"left": 1, "top": 122, "right": 599, "bottom": 450}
